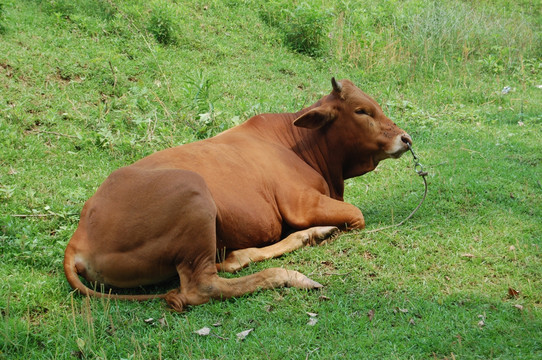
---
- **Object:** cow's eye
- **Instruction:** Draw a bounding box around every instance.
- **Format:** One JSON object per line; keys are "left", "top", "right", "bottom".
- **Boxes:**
{"left": 355, "top": 109, "right": 370, "bottom": 116}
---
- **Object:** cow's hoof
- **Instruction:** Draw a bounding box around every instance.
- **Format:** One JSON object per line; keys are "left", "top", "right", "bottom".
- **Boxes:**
{"left": 286, "top": 270, "right": 323, "bottom": 289}
{"left": 165, "top": 289, "right": 186, "bottom": 312}
{"left": 311, "top": 226, "right": 340, "bottom": 245}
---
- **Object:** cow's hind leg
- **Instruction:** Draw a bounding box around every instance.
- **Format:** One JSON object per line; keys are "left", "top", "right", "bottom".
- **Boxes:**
{"left": 162, "top": 187, "right": 326, "bottom": 312}
{"left": 217, "top": 226, "right": 339, "bottom": 273}
{"left": 165, "top": 265, "right": 322, "bottom": 312}
{"left": 164, "top": 224, "right": 325, "bottom": 311}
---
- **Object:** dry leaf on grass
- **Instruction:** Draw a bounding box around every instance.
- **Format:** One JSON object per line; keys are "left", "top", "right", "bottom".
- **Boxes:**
{"left": 236, "top": 328, "right": 253, "bottom": 341}
{"left": 508, "top": 287, "right": 520, "bottom": 298}
{"left": 194, "top": 327, "right": 211, "bottom": 336}
{"left": 307, "top": 312, "right": 318, "bottom": 326}
{"left": 477, "top": 314, "right": 485, "bottom": 328}
{"left": 461, "top": 253, "right": 475, "bottom": 258}
{"left": 367, "top": 309, "right": 375, "bottom": 322}
{"left": 514, "top": 304, "right": 524, "bottom": 311}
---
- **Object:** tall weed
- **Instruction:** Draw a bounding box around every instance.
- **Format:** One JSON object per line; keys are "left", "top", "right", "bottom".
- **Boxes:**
{"left": 261, "top": 2, "right": 331, "bottom": 57}
{"left": 331, "top": 0, "right": 540, "bottom": 80}
{"left": 148, "top": 3, "right": 178, "bottom": 46}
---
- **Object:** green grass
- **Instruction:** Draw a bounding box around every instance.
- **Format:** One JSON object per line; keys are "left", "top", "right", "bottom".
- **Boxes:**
{"left": 1, "top": 0, "right": 541, "bottom": 358}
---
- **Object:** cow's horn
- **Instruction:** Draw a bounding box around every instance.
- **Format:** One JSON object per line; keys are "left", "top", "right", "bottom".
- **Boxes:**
{"left": 331, "top": 77, "right": 342, "bottom": 93}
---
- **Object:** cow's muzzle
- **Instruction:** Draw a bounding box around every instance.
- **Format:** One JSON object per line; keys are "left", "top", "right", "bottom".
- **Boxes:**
{"left": 401, "top": 133, "right": 412, "bottom": 146}
{"left": 387, "top": 133, "right": 412, "bottom": 159}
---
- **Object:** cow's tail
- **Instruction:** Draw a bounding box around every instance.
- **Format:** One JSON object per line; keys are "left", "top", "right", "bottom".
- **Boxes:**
{"left": 63, "top": 243, "right": 167, "bottom": 301}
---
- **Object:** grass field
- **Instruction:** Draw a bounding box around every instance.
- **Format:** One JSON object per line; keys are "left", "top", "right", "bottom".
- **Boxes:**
{"left": 1, "top": 0, "right": 541, "bottom": 358}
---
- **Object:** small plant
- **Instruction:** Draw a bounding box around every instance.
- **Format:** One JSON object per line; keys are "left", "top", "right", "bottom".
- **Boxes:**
{"left": 148, "top": 5, "right": 178, "bottom": 45}
{"left": 181, "top": 71, "right": 223, "bottom": 138}
{"left": 183, "top": 71, "right": 214, "bottom": 115}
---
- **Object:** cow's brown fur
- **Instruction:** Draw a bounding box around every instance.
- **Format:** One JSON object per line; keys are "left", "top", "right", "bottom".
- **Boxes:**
{"left": 64, "top": 79, "right": 412, "bottom": 311}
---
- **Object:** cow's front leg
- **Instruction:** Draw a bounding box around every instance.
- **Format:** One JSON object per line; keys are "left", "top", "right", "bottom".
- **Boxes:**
{"left": 217, "top": 226, "right": 339, "bottom": 273}
{"left": 279, "top": 190, "right": 366, "bottom": 231}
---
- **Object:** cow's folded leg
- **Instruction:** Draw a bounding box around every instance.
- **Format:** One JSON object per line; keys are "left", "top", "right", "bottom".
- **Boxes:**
{"left": 217, "top": 226, "right": 339, "bottom": 273}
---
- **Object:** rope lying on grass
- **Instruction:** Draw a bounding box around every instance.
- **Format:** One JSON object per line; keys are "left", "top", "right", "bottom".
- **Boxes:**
{"left": 366, "top": 143, "right": 428, "bottom": 234}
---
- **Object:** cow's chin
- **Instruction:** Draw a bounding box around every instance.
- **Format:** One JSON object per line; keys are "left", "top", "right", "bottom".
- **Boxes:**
{"left": 388, "top": 149, "right": 407, "bottom": 159}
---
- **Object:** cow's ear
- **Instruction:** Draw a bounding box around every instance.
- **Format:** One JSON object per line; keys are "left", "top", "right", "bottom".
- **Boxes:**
{"left": 293, "top": 107, "right": 336, "bottom": 129}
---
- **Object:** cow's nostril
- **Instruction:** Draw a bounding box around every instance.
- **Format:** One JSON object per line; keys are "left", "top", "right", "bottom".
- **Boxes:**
{"left": 401, "top": 134, "right": 412, "bottom": 146}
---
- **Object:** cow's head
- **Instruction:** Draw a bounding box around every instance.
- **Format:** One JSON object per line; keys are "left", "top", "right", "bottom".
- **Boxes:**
{"left": 293, "top": 78, "right": 412, "bottom": 178}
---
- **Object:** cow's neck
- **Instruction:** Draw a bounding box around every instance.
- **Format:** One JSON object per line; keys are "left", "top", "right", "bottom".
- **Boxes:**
{"left": 284, "top": 108, "right": 346, "bottom": 200}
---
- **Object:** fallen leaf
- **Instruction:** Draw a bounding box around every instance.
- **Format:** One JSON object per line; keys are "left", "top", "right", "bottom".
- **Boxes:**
{"left": 158, "top": 318, "right": 167, "bottom": 327}
{"left": 367, "top": 309, "right": 375, "bottom": 322}
{"left": 307, "top": 312, "right": 318, "bottom": 317}
{"left": 212, "top": 322, "right": 222, "bottom": 327}
{"left": 508, "top": 287, "right": 520, "bottom": 298}
{"left": 461, "top": 253, "right": 475, "bottom": 258}
{"left": 509, "top": 245, "right": 516, "bottom": 251}
{"left": 194, "top": 327, "right": 211, "bottom": 336}
{"left": 307, "top": 317, "right": 318, "bottom": 326}
{"left": 318, "top": 295, "right": 331, "bottom": 301}
{"left": 236, "top": 328, "right": 253, "bottom": 341}
{"left": 398, "top": 308, "right": 409, "bottom": 313}
{"left": 409, "top": 318, "right": 416, "bottom": 326}
{"left": 514, "top": 304, "right": 524, "bottom": 311}
{"left": 144, "top": 318, "right": 154, "bottom": 324}
{"left": 477, "top": 314, "right": 486, "bottom": 328}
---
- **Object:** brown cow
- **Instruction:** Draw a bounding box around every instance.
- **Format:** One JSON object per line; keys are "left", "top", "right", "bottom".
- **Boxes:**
{"left": 64, "top": 78, "right": 412, "bottom": 311}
